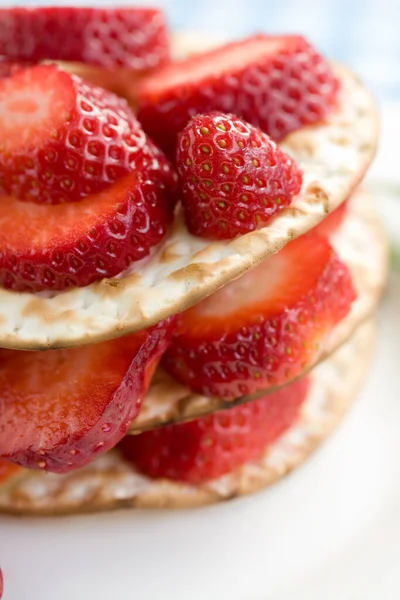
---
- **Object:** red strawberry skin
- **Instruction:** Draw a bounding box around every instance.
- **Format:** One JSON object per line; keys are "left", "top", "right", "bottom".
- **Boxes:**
{"left": 120, "top": 375, "right": 309, "bottom": 485}
{"left": 176, "top": 112, "right": 302, "bottom": 239}
{"left": 164, "top": 235, "right": 356, "bottom": 400}
{"left": 137, "top": 35, "right": 339, "bottom": 157}
{"left": 0, "top": 64, "right": 167, "bottom": 204}
{"left": 0, "top": 168, "right": 174, "bottom": 292}
{"left": 0, "top": 7, "right": 170, "bottom": 70}
{"left": 0, "top": 317, "right": 176, "bottom": 474}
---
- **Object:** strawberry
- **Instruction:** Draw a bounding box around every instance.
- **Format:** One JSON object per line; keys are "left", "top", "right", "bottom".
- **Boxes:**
{"left": 137, "top": 34, "right": 339, "bottom": 157}
{"left": 163, "top": 235, "right": 356, "bottom": 400}
{"left": 0, "top": 64, "right": 170, "bottom": 204}
{"left": 0, "top": 567, "right": 2, "bottom": 600}
{"left": 176, "top": 112, "right": 302, "bottom": 239}
{"left": 0, "top": 168, "right": 174, "bottom": 292}
{"left": 58, "top": 62, "right": 146, "bottom": 110}
{"left": 0, "top": 60, "right": 10, "bottom": 79}
{"left": 0, "top": 317, "right": 176, "bottom": 474}
{"left": 0, "top": 58, "right": 27, "bottom": 78}
{"left": 0, "top": 7, "right": 170, "bottom": 70}
{"left": 120, "top": 375, "right": 310, "bottom": 484}
{"left": 309, "top": 200, "right": 348, "bottom": 239}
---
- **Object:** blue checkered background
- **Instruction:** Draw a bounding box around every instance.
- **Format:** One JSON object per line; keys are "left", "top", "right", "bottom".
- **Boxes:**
{"left": 166, "top": 0, "right": 399, "bottom": 103}
{"left": 5, "top": 0, "right": 400, "bottom": 103}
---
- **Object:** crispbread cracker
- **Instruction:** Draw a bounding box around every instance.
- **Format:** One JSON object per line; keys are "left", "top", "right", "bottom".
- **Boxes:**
{"left": 0, "top": 319, "right": 375, "bottom": 514}
{"left": 129, "top": 187, "right": 386, "bottom": 432}
{"left": 0, "top": 59, "right": 378, "bottom": 350}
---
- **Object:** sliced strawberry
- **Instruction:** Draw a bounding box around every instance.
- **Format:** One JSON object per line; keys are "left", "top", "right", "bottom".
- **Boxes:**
{"left": 0, "top": 58, "right": 28, "bottom": 78}
{"left": 163, "top": 235, "right": 356, "bottom": 400}
{"left": 309, "top": 200, "right": 348, "bottom": 238}
{"left": 176, "top": 112, "right": 302, "bottom": 239}
{"left": 0, "top": 7, "right": 170, "bottom": 70}
{"left": 0, "top": 64, "right": 166, "bottom": 204}
{"left": 137, "top": 34, "right": 339, "bottom": 156}
{"left": 0, "top": 168, "right": 174, "bottom": 292}
{"left": 120, "top": 375, "right": 309, "bottom": 484}
{"left": 0, "top": 317, "right": 175, "bottom": 474}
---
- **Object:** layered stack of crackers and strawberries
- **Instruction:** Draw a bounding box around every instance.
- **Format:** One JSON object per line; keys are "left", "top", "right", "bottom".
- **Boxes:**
{"left": 0, "top": 6, "right": 386, "bottom": 525}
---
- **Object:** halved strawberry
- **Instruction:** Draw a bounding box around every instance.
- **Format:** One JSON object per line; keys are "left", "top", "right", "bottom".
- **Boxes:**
{"left": 0, "top": 64, "right": 165, "bottom": 204}
{"left": 176, "top": 112, "right": 302, "bottom": 239}
{"left": 120, "top": 375, "right": 310, "bottom": 484}
{"left": 163, "top": 235, "right": 356, "bottom": 399}
{"left": 0, "top": 7, "right": 170, "bottom": 70}
{"left": 0, "top": 169, "right": 173, "bottom": 292}
{"left": 137, "top": 34, "right": 339, "bottom": 156}
{"left": 0, "top": 317, "right": 175, "bottom": 474}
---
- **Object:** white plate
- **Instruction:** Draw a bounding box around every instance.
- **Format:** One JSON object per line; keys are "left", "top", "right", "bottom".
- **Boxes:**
{"left": 1, "top": 109, "right": 400, "bottom": 600}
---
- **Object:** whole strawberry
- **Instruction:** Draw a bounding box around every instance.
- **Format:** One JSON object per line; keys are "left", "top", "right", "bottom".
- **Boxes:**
{"left": 0, "top": 64, "right": 164, "bottom": 204}
{"left": 176, "top": 112, "right": 302, "bottom": 239}
{"left": 0, "top": 169, "right": 174, "bottom": 292}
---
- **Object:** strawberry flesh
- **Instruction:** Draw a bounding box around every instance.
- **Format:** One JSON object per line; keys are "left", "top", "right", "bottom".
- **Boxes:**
{"left": 164, "top": 235, "right": 356, "bottom": 399}
{"left": 137, "top": 34, "right": 340, "bottom": 157}
{"left": 309, "top": 200, "right": 348, "bottom": 238}
{"left": 0, "top": 169, "right": 173, "bottom": 292}
{"left": 0, "top": 64, "right": 166, "bottom": 204}
{"left": 0, "top": 317, "right": 176, "bottom": 474}
{"left": 0, "top": 7, "right": 170, "bottom": 70}
{"left": 120, "top": 375, "right": 309, "bottom": 484}
{"left": 176, "top": 112, "right": 302, "bottom": 239}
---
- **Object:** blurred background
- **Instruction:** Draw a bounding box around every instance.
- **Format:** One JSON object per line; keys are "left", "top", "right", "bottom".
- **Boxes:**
{"left": 13, "top": 0, "right": 400, "bottom": 104}
{"left": 165, "top": 0, "right": 399, "bottom": 104}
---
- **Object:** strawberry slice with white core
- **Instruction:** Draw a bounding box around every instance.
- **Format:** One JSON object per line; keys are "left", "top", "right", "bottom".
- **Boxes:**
{"left": 0, "top": 65, "right": 161, "bottom": 204}
{"left": 0, "top": 317, "right": 176, "bottom": 474}
{"left": 0, "top": 169, "right": 174, "bottom": 292}
{"left": 137, "top": 34, "right": 340, "bottom": 157}
{"left": 120, "top": 375, "right": 310, "bottom": 484}
{"left": 0, "top": 65, "right": 72, "bottom": 147}
{"left": 0, "top": 7, "right": 170, "bottom": 70}
{"left": 163, "top": 235, "right": 356, "bottom": 399}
